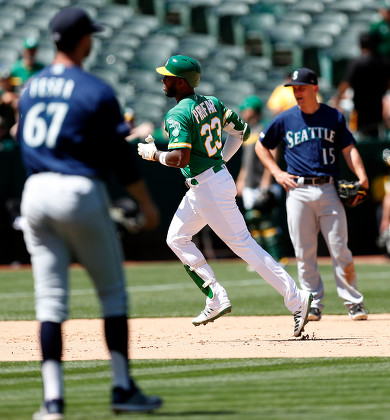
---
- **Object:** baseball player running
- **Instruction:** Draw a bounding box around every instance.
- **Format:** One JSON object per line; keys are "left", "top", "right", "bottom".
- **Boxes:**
{"left": 137, "top": 55, "right": 313, "bottom": 337}
{"left": 17, "top": 7, "right": 161, "bottom": 419}
{"left": 256, "top": 67, "right": 369, "bottom": 322}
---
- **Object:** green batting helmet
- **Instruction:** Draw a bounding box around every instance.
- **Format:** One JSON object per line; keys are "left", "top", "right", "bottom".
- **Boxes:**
{"left": 156, "top": 55, "right": 201, "bottom": 87}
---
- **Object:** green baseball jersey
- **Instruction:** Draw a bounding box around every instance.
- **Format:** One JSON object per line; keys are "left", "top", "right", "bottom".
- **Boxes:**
{"left": 11, "top": 59, "right": 45, "bottom": 87}
{"left": 164, "top": 93, "right": 249, "bottom": 178}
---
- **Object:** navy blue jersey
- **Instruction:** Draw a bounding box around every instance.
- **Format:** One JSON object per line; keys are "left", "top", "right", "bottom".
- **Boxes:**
{"left": 17, "top": 64, "right": 140, "bottom": 185}
{"left": 260, "top": 104, "right": 355, "bottom": 177}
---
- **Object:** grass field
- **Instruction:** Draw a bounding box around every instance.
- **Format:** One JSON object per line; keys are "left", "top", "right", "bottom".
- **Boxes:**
{"left": 1, "top": 259, "right": 390, "bottom": 419}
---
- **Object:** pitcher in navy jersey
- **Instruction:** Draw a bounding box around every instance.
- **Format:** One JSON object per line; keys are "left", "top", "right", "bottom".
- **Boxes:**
{"left": 256, "top": 68, "right": 369, "bottom": 322}
{"left": 17, "top": 7, "right": 161, "bottom": 419}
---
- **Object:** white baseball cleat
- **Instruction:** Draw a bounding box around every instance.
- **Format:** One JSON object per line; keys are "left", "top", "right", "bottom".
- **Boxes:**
{"left": 293, "top": 291, "right": 313, "bottom": 337}
{"left": 192, "top": 301, "right": 232, "bottom": 326}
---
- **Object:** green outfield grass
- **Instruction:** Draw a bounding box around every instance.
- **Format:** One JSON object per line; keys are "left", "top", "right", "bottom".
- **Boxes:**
{"left": 1, "top": 358, "right": 390, "bottom": 420}
{"left": 0, "top": 259, "right": 389, "bottom": 320}
{"left": 1, "top": 260, "right": 390, "bottom": 419}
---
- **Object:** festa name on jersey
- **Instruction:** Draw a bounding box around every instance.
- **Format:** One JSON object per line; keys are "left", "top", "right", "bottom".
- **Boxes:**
{"left": 28, "top": 77, "right": 75, "bottom": 99}
{"left": 192, "top": 99, "right": 217, "bottom": 123}
{"left": 286, "top": 127, "right": 335, "bottom": 148}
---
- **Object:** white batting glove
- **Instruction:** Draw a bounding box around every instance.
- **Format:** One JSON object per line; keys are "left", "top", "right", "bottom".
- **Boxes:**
{"left": 138, "top": 141, "right": 157, "bottom": 161}
{"left": 145, "top": 134, "right": 155, "bottom": 143}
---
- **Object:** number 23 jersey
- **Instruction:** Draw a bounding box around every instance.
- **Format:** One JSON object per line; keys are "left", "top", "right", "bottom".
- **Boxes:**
{"left": 260, "top": 103, "right": 356, "bottom": 178}
{"left": 164, "top": 93, "right": 248, "bottom": 178}
{"left": 17, "top": 64, "right": 132, "bottom": 181}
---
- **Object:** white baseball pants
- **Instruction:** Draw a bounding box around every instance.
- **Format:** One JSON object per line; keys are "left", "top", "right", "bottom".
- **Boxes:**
{"left": 167, "top": 166, "right": 305, "bottom": 313}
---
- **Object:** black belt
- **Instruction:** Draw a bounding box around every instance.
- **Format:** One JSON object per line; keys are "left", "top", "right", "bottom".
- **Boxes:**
{"left": 185, "top": 165, "right": 224, "bottom": 187}
{"left": 302, "top": 176, "right": 331, "bottom": 185}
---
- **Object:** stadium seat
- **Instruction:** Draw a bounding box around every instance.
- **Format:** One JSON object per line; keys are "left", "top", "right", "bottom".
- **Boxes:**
{"left": 7, "top": 25, "right": 40, "bottom": 43}
{"left": 91, "top": 54, "right": 128, "bottom": 79}
{"left": 142, "top": 33, "right": 179, "bottom": 52}
{"left": 329, "top": 0, "right": 363, "bottom": 14}
{"left": 156, "top": 23, "right": 188, "bottom": 37}
{"left": 95, "top": 13, "right": 125, "bottom": 30}
{"left": 189, "top": 0, "right": 222, "bottom": 33}
{"left": 205, "top": 54, "right": 238, "bottom": 73}
{"left": 265, "top": 23, "right": 305, "bottom": 67}
{"left": 231, "top": 68, "right": 268, "bottom": 89}
{"left": 120, "top": 69, "right": 160, "bottom": 89}
{"left": 0, "top": 14, "right": 17, "bottom": 35}
{"left": 214, "top": 79, "right": 255, "bottom": 98}
{"left": 313, "top": 10, "right": 349, "bottom": 27}
{"left": 132, "top": 100, "right": 166, "bottom": 126}
{"left": 280, "top": 11, "right": 312, "bottom": 27}
{"left": 238, "top": 55, "right": 273, "bottom": 73}
{"left": 206, "top": 2, "right": 250, "bottom": 45}
{"left": 237, "top": 12, "right": 276, "bottom": 53}
{"left": 289, "top": 0, "right": 325, "bottom": 16}
{"left": 36, "top": 0, "right": 71, "bottom": 6}
{"left": 89, "top": 68, "right": 121, "bottom": 86}
{"left": 350, "top": 11, "right": 380, "bottom": 25}
{"left": 320, "top": 35, "right": 361, "bottom": 87}
{"left": 0, "top": 46, "right": 19, "bottom": 66}
{"left": 130, "top": 49, "right": 172, "bottom": 72}
{"left": 249, "top": 1, "right": 289, "bottom": 21}
{"left": 35, "top": 47, "right": 55, "bottom": 65}
{"left": 196, "top": 80, "right": 216, "bottom": 96}
{"left": 74, "top": 0, "right": 108, "bottom": 8}
{"left": 215, "top": 44, "right": 247, "bottom": 61}
{"left": 178, "top": 33, "right": 218, "bottom": 60}
{"left": 0, "top": 5, "right": 26, "bottom": 24}
{"left": 99, "top": 3, "right": 134, "bottom": 20}
{"left": 11, "top": 0, "right": 39, "bottom": 9}
{"left": 306, "top": 21, "right": 343, "bottom": 39}
{"left": 300, "top": 34, "right": 333, "bottom": 79}
{"left": 200, "top": 67, "right": 231, "bottom": 86}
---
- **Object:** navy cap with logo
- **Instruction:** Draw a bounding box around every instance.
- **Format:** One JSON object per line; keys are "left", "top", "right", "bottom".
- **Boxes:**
{"left": 284, "top": 68, "right": 318, "bottom": 86}
{"left": 50, "top": 7, "right": 104, "bottom": 50}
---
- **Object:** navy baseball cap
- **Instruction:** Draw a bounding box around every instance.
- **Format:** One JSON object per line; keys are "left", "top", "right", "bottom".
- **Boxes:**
{"left": 50, "top": 7, "right": 104, "bottom": 47}
{"left": 284, "top": 68, "right": 318, "bottom": 86}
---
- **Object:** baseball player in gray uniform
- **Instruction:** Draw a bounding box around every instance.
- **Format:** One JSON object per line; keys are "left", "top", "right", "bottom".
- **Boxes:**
{"left": 256, "top": 67, "right": 369, "bottom": 322}
{"left": 137, "top": 55, "right": 313, "bottom": 338}
{"left": 17, "top": 7, "right": 161, "bottom": 419}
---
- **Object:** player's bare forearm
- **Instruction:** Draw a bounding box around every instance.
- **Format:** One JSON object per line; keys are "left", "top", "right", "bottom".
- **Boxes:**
{"left": 259, "top": 148, "right": 278, "bottom": 189}
{"left": 255, "top": 141, "right": 297, "bottom": 191}
{"left": 154, "top": 148, "right": 190, "bottom": 168}
{"left": 342, "top": 145, "right": 369, "bottom": 189}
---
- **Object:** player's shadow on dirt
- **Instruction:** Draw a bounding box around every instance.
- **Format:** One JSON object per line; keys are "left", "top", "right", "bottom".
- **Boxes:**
{"left": 268, "top": 337, "right": 363, "bottom": 342}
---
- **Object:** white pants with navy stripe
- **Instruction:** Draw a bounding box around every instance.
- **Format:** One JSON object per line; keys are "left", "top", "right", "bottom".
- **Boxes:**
{"left": 166, "top": 167, "right": 305, "bottom": 314}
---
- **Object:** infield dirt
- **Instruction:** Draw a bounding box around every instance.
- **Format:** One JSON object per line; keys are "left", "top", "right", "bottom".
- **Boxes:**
{"left": 1, "top": 314, "right": 390, "bottom": 361}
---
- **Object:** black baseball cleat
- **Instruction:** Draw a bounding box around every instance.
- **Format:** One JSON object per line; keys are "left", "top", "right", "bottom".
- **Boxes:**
{"left": 308, "top": 307, "right": 322, "bottom": 321}
{"left": 111, "top": 385, "right": 162, "bottom": 413}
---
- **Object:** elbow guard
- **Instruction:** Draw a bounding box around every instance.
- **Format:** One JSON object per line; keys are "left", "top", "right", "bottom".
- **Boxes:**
{"left": 223, "top": 109, "right": 251, "bottom": 141}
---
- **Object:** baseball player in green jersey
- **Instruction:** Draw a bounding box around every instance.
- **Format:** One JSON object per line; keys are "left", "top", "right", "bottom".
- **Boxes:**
{"left": 138, "top": 55, "right": 313, "bottom": 337}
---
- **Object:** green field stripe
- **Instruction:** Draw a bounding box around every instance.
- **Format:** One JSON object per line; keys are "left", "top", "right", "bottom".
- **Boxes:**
{"left": 1, "top": 270, "right": 389, "bottom": 300}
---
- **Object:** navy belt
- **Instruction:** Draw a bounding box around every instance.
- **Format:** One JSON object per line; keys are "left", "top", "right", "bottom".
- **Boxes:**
{"left": 185, "top": 165, "right": 224, "bottom": 187}
{"left": 301, "top": 176, "right": 331, "bottom": 185}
